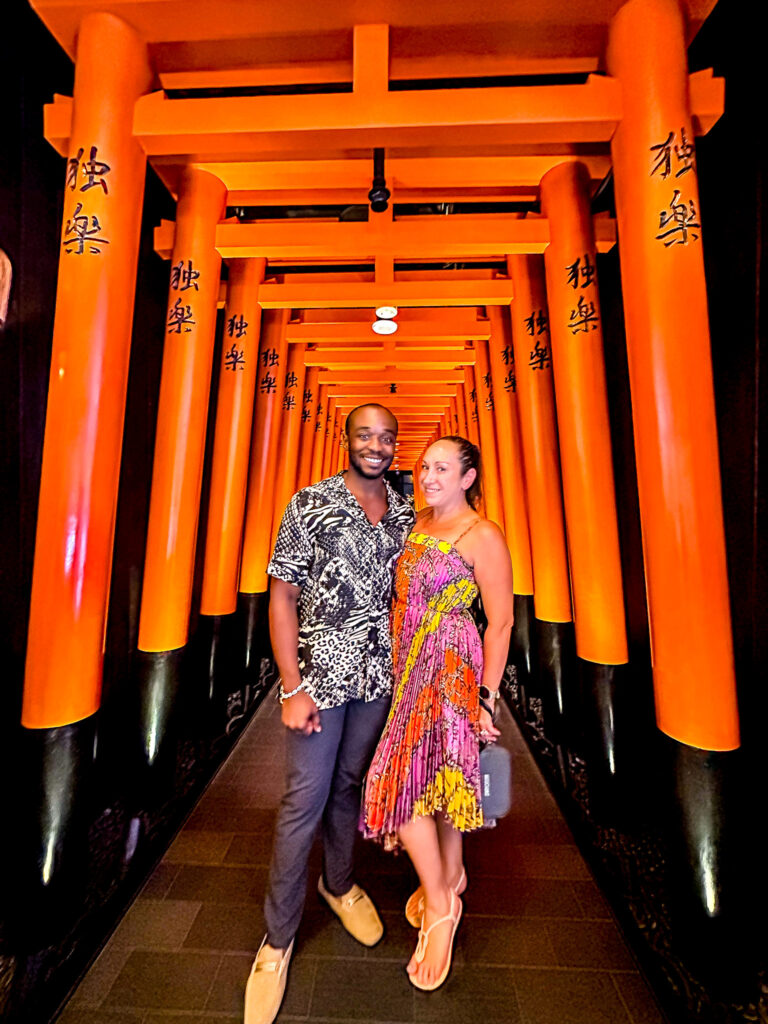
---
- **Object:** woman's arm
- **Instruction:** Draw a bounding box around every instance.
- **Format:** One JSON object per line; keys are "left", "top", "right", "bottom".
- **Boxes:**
{"left": 467, "top": 521, "right": 515, "bottom": 732}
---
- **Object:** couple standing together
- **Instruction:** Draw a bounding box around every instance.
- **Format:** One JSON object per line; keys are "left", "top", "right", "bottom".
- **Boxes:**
{"left": 246, "top": 403, "right": 515, "bottom": 1023}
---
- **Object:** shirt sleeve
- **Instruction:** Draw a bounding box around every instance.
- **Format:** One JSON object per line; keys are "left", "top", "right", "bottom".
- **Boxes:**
{"left": 267, "top": 493, "right": 313, "bottom": 588}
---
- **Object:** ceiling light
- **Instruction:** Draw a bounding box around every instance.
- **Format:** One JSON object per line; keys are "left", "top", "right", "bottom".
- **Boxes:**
{"left": 375, "top": 306, "right": 398, "bottom": 319}
{"left": 372, "top": 319, "right": 398, "bottom": 335}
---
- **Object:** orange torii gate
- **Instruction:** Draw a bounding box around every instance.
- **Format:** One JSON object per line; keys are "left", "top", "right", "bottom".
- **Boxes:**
{"left": 23, "top": 0, "right": 738, "bottom": 952}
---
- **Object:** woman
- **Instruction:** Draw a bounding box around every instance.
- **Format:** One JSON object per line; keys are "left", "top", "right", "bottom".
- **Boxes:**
{"left": 362, "top": 436, "right": 515, "bottom": 991}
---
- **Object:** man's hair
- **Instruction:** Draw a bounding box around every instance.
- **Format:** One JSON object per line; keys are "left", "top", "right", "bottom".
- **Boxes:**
{"left": 344, "top": 403, "right": 398, "bottom": 435}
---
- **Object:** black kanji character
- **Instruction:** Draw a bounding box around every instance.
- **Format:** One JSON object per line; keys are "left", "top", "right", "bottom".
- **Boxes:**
{"left": 167, "top": 297, "right": 195, "bottom": 333}
{"left": 568, "top": 295, "right": 599, "bottom": 334}
{"left": 224, "top": 344, "right": 246, "bottom": 370}
{"left": 62, "top": 202, "right": 109, "bottom": 255}
{"left": 227, "top": 313, "right": 248, "bottom": 338}
{"left": 171, "top": 259, "right": 200, "bottom": 292}
{"left": 656, "top": 189, "right": 700, "bottom": 247}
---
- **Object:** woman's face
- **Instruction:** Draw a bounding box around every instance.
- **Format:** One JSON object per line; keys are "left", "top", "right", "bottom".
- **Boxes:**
{"left": 420, "top": 440, "right": 476, "bottom": 508}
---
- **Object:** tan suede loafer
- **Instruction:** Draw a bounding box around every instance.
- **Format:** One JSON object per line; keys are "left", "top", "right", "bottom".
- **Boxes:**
{"left": 317, "top": 876, "right": 384, "bottom": 946}
{"left": 244, "top": 936, "right": 294, "bottom": 1024}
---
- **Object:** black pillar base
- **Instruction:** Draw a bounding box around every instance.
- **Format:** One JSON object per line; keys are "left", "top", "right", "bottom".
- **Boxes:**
{"left": 13, "top": 714, "right": 97, "bottom": 946}
{"left": 533, "top": 619, "right": 575, "bottom": 788}
{"left": 192, "top": 612, "right": 238, "bottom": 738}
{"left": 238, "top": 591, "right": 270, "bottom": 698}
{"left": 131, "top": 648, "right": 183, "bottom": 804}
{"left": 508, "top": 594, "right": 534, "bottom": 719}
{"left": 579, "top": 660, "right": 627, "bottom": 823}
{"left": 663, "top": 737, "right": 754, "bottom": 997}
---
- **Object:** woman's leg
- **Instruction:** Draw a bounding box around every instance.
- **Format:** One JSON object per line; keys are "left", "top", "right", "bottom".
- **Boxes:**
{"left": 398, "top": 816, "right": 456, "bottom": 988}
{"left": 435, "top": 812, "right": 466, "bottom": 893}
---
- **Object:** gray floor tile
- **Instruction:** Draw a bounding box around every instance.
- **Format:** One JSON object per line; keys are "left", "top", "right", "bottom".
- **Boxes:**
{"left": 104, "top": 951, "right": 221, "bottom": 1011}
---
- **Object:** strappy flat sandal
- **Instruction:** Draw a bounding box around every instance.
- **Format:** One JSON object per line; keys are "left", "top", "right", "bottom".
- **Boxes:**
{"left": 405, "top": 867, "right": 466, "bottom": 928}
{"left": 409, "top": 891, "right": 463, "bottom": 992}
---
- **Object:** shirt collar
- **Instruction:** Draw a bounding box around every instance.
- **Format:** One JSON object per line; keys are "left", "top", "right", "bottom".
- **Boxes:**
{"left": 328, "top": 471, "right": 410, "bottom": 525}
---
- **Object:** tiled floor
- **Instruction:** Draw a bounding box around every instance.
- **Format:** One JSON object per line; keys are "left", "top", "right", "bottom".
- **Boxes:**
{"left": 59, "top": 692, "right": 666, "bottom": 1024}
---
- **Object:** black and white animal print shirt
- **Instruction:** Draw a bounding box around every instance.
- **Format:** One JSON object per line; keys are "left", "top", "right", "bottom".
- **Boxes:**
{"left": 268, "top": 473, "right": 415, "bottom": 710}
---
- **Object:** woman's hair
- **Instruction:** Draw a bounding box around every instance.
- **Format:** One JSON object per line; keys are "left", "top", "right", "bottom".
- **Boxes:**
{"left": 442, "top": 435, "right": 483, "bottom": 509}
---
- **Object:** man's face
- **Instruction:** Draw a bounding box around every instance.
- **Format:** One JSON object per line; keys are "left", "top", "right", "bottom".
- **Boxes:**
{"left": 345, "top": 406, "right": 398, "bottom": 480}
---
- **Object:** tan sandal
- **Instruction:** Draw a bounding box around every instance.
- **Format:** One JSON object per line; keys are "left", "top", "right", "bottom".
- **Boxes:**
{"left": 409, "top": 891, "right": 463, "bottom": 992}
{"left": 405, "top": 867, "right": 466, "bottom": 927}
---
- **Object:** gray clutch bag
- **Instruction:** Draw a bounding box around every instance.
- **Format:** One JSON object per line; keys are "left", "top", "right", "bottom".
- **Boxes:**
{"left": 479, "top": 742, "right": 512, "bottom": 824}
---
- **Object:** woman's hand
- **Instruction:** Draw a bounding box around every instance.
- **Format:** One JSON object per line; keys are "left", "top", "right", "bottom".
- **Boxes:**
{"left": 478, "top": 706, "right": 501, "bottom": 742}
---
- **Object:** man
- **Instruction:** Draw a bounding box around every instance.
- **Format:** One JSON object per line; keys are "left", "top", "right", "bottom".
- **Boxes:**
{"left": 245, "top": 404, "right": 414, "bottom": 1024}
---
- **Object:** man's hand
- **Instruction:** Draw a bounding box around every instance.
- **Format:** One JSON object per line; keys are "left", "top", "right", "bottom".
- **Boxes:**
{"left": 282, "top": 691, "right": 322, "bottom": 735}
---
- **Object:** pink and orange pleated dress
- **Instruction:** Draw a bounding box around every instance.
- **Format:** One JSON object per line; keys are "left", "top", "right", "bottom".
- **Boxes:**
{"left": 362, "top": 526, "right": 484, "bottom": 849}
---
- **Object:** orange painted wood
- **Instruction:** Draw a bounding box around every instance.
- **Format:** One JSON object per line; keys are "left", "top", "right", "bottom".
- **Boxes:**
{"left": 22, "top": 13, "right": 152, "bottom": 728}
{"left": 271, "top": 343, "right": 308, "bottom": 543}
{"left": 463, "top": 367, "right": 482, "bottom": 451}
{"left": 455, "top": 384, "right": 469, "bottom": 439}
{"left": 130, "top": 76, "right": 624, "bottom": 157}
{"left": 200, "top": 258, "right": 266, "bottom": 616}
{"left": 508, "top": 255, "right": 572, "bottom": 623}
{"left": 462, "top": 367, "right": 486, "bottom": 515}
{"left": 540, "top": 160, "right": 627, "bottom": 666}
{"left": 138, "top": 168, "right": 226, "bottom": 652}
{"left": 310, "top": 384, "right": 329, "bottom": 484}
{"left": 487, "top": 310, "right": 534, "bottom": 595}
{"left": 322, "top": 398, "right": 338, "bottom": 480}
{"left": 297, "top": 367, "right": 320, "bottom": 491}
{"left": 607, "top": 0, "right": 738, "bottom": 749}
{"left": 473, "top": 341, "right": 504, "bottom": 530}
{"left": 239, "top": 309, "right": 289, "bottom": 594}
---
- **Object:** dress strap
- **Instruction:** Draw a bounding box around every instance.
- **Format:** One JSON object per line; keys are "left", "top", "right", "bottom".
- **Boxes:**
{"left": 453, "top": 518, "right": 480, "bottom": 545}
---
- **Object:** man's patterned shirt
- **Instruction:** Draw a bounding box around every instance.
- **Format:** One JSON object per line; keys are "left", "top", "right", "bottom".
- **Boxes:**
{"left": 268, "top": 472, "right": 415, "bottom": 710}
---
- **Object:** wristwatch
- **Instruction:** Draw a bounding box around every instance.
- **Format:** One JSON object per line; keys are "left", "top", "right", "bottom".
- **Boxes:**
{"left": 479, "top": 685, "right": 500, "bottom": 702}
{"left": 479, "top": 685, "right": 500, "bottom": 720}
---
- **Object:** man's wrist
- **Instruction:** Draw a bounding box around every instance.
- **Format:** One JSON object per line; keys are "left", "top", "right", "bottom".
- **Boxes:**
{"left": 279, "top": 680, "right": 308, "bottom": 703}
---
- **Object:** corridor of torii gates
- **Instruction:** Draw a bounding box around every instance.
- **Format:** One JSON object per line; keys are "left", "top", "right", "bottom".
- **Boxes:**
{"left": 0, "top": 0, "right": 765, "bottom": 1021}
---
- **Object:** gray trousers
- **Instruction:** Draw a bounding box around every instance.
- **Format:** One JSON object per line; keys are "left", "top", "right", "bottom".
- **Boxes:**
{"left": 264, "top": 695, "right": 390, "bottom": 948}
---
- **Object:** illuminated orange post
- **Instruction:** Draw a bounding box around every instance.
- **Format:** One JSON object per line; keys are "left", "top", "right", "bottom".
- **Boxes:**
{"left": 235, "top": 308, "right": 288, "bottom": 690}
{"left": 486, "top": 309, "right": 533, "bottom": 594}
{"left": 239, "top": 309, "right": 289, "bottom": 595}
{"left": 508, "top": 256, "right": 572, "bottom": 624}
{"left": 322, "top": 398, "right": 338, "bottom": 479}
{"left": 607, "top": 0, "right": 738, "bottom": 751}
{"left": 462, "top": 368, "right": 485, "bottom": 514}
{"left": 473, "top": 341, "right": 504, "bottom": 529}
{"left": 138, "top": 169, "right": 226, "bottom": 656}
{"left": 297, "top": 367, "right": 320, "bottom": 490}
{"left": 200, "top": 259, "right": 266, "bottom": 617}
{"left": 463, "top": 368, "right": 481, "bottom": 450}
{"left": 455, "top": 384, "right": 469, "bottom": 439}
{"left": 540, "top": 161, "right": 628, "bottom": 667}
{"left": 309, "top": 384, "right": 329, "bottom": 483}
{"left": 271, "top": 343, "right": 307, "bottom": 541}
{"left": 448, "top": 397, "right": 459, "bottom": 434}
{"left": 23, "top": 14, "right": 152, "bottom": 732}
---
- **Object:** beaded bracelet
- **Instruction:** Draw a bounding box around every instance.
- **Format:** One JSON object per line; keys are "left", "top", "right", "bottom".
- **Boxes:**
{"left": 279, "top": 681, "right": 307, "bottom": 703}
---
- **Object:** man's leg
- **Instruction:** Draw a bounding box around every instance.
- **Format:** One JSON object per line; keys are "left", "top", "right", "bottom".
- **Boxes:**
{"left": 263, "top": 705, "right": 346, "bottom": 948}
{"left": 321, "top": 695, "right": 390, "bottom": 896}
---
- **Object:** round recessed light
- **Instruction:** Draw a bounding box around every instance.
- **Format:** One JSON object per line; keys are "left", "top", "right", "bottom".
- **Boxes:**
{"left": 375, "top": 306, "right": 398, "bottom": 319}
{"left": 372, "top": 319, "right": 398, "bottom": 335}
